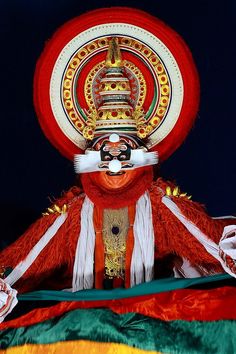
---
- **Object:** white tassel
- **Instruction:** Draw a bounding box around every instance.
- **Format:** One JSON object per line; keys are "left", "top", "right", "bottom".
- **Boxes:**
{"left": 131, "top": 192, "right": 155, "bottom": 286}
{"left": 5, "top": 213, "right": 68, "bottom": 286}
{"left": 72, "top": 197, "right": 95, "bottom": 291}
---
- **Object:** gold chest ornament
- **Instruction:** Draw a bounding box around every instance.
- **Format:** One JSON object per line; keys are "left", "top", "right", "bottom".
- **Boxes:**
{"left": 102, "top": 208, "right": 129, "bottom": 279}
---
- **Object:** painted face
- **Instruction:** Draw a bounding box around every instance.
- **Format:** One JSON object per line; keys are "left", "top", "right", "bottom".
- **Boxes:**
{"left": 89, "top": 168, "right": 147, "bottom": 191}
{"left": 79, "top": 133, "right": 156, "bottom": 192}
{"left": 86, "top": 135, "right": 152, "bottom": 191}
{"left": 89, "top": 138, "right": 135, "bottom": 190}
{"left": 95, "top": 136, "right": 136, "bottom": 172}
{"left": 101, "top": 140, "right": 131, "bottom": 162}
{"left": 74, "top": 133, "right": 158, "bottom": 176}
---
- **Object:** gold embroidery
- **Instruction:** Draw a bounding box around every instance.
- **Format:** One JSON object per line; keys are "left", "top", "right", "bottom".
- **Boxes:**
{"left": 165, "top": 186, "right": 192, "bottom": 199}
{"left": 42, "top": 204, "right": 67, "bottom": 216}
{"left": 102, "top": 208, "right": 129, "bottom": 279}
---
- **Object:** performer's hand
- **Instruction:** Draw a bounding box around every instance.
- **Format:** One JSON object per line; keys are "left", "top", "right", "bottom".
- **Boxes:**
{"left": 219, "top": 225, "right": 236, "bottom": 276}
{"left": 0, "top": 278, "right": 18, "bottom": 322}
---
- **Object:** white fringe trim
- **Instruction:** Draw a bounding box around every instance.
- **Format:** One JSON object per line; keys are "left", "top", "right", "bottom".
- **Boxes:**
{"left": 131, "top": 192, "right": 155, "bottom": 287}
{"left": 5, "top": 212, "right": 68, "bottom": 286}
{"left": 72, "top": 196, "right": 95, "bottom": 292}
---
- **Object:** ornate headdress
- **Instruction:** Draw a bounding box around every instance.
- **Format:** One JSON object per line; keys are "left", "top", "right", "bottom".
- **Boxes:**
{"left": 34, "top": 7, "right": 199, "bottom": 172}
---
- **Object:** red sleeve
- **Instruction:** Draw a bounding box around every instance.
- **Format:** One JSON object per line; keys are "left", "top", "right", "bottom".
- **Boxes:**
{"left": 150, "top": 178, "right": 235, "bottom": 273}
{"left": 0, "top": 186, "right": 84, "bottom": 293}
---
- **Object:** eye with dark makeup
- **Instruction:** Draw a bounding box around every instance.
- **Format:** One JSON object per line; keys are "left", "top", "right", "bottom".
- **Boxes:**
{"left": 119, "top": 144, "right": 127, "bottom": 151}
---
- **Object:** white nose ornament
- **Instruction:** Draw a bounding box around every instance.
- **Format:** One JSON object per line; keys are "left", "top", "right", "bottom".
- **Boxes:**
{"left": 108, "top": 159, "right": 122, "bottom": 173}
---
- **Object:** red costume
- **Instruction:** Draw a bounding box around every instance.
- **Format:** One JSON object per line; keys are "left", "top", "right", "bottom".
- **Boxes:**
{"left": 0, "top": 177, "right": 234, "bottom": 294}
{"left": 0, "top": 8, "right": 235, "bottom": 323}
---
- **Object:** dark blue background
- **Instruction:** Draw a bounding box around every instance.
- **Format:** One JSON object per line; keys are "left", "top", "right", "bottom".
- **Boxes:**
{"left": 0, "top": 0, "right": 235, "bottom": 249}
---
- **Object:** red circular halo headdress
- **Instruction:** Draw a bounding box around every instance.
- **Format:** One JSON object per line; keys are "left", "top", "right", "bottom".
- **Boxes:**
{"left": 34, "top": 7, "right": 199, "bottom": 162}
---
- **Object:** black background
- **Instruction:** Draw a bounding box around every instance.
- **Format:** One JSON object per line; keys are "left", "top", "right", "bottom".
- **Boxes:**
{"left": 0, "top": 0, "right": 235, "bottom": 249}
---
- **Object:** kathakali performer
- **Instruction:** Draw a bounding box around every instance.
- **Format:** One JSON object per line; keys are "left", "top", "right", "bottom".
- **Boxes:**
{"left": 0, "top": 8, "right": 235, "bottom": 322}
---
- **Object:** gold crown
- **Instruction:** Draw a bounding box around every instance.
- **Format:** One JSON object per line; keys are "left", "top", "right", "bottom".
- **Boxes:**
{"left": 82, "top": 38, "right": 149, "bottom": 141}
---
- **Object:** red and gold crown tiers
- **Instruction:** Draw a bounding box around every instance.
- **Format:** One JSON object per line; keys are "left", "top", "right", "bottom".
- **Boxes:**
{"left": 34, "top": 7, "right": 199, "bottom": 161}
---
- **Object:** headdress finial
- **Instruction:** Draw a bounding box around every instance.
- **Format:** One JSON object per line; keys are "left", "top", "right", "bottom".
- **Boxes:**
{"left": 105, "top": 38, "right": 123, "bottom": 68}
